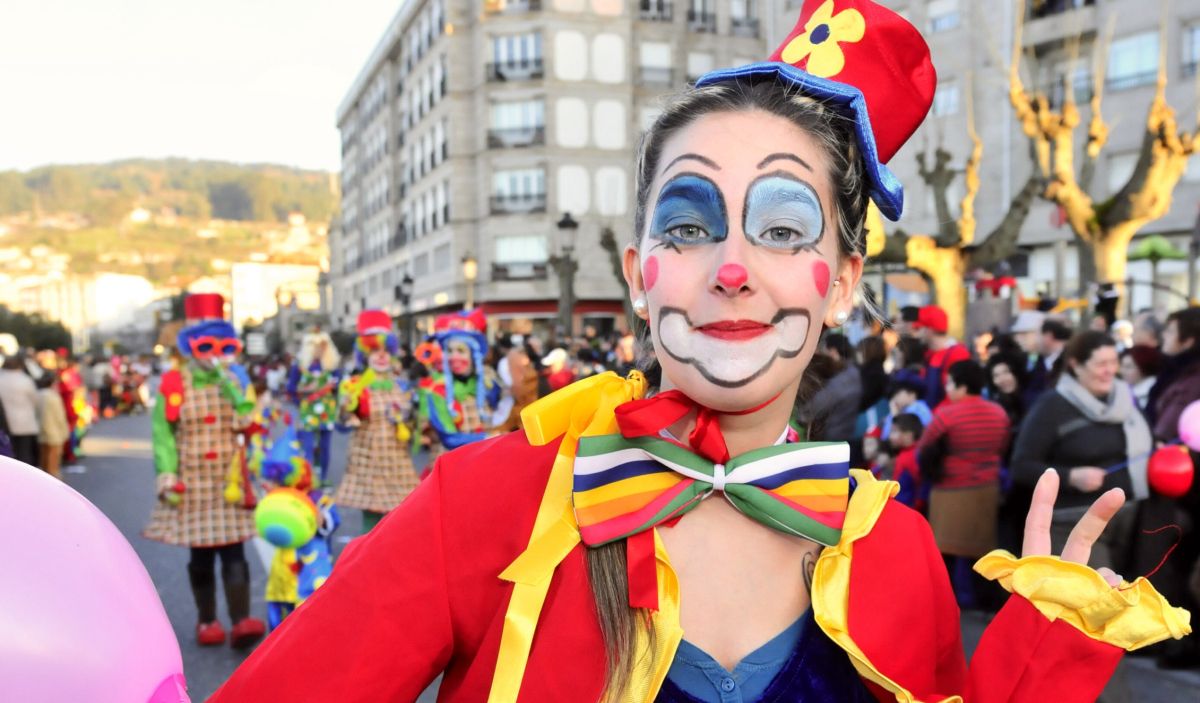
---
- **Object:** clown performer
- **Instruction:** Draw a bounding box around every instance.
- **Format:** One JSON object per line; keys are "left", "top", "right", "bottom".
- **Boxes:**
{"left": 253, "top": 423, "right": 340, "bottom": 630}
{"left": 145, "top": 292, "right": 267, "bottom": 649}
{"left": 335, "top": 309, "right": 420, "bottom": 533}
{"left": 214, "top": 3, "right": 1191, "bottom": 701}
{"left": 416, "top": 309, "right": 501, "bottom": 458}
{"left": 286, "top": 329, "right": 341, "bottom": 485}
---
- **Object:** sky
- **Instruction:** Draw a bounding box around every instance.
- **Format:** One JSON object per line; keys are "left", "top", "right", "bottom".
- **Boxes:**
{"left": 0, "top": 0, "right": 402, "bottom": 173}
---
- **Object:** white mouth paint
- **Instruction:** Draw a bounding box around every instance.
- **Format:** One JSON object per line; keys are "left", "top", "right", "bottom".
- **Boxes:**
{"left": 657, "top": 307, "right": 810, "bottom": 388}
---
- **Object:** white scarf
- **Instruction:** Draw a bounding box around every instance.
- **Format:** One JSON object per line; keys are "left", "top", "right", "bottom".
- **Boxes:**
{"left": 1055, "top": 373, "right": 1151, "bottom": 500}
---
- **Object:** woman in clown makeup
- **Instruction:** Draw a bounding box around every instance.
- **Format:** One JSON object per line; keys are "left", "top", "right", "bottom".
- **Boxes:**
{"left": 145, "top": 293, "right": 267, "bottom": 650}
{"left": 416, "top": 309, "right": 502, "bottom": 460}
{"left": 334, "top": 310, "right": 420, "bottom": 534}
{"left": 214, "top": 2, "right": 1190, "bottom": 701}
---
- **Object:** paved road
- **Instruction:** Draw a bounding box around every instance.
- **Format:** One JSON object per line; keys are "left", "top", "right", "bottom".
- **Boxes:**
{"left": 66, "top": 414, "right": 1199, "bottom": 701}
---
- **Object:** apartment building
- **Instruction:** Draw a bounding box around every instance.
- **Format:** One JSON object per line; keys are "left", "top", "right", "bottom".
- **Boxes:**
{"left": 770, "top": 0, "right": 1200, "bottom": 313}
{"left": 332, "top": 0, "right": 771, "bottom": 339}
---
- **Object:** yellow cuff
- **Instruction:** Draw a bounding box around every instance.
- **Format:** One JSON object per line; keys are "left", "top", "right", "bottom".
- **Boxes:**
{"left": 975, "top": 550, "right": 1193, "bottom": 651}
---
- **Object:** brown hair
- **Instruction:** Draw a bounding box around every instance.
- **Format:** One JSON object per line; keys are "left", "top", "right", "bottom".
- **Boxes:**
{"left": 1063, "top": 330, "right": 1116, "bottom": 378}
{"left": 591, "top": 77, "right": 871, "bottom": 701}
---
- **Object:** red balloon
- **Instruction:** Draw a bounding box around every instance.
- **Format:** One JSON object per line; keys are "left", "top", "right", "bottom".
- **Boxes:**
{"left": 1148, "top": 445, "right": 1195, "bottom": 498}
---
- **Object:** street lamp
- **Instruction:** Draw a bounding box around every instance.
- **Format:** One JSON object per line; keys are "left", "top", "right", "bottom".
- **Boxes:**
{"left": 551, "top": 212, "right": 580, "bottom": 338}
{"left": 461, "top": 252, "right": 478, "bottom": 309}
{"left": 398, "top": 273, "right": 414, "bottom": 347}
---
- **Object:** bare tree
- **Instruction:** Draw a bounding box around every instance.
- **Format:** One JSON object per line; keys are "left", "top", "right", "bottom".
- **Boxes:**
{"left": 1009, "top": 0, "right": 1197, "bottom": 303}
{"left": 870, "top": 76, "right": 1039, "bottom": 339}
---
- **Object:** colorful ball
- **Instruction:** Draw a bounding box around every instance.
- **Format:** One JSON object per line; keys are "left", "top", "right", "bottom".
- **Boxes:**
{"left": 1178, "top": 400, "right": 1200, "bottom": 452}
{"left": 255, "top": 488, "right": 319, "bottom": 548}
{"left": 1147, "top": 445, "right": 1195, "bottom": 499}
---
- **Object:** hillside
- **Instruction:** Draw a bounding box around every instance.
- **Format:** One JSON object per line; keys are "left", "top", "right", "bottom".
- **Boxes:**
{"left": 0, "top": 158, "right": 338, "bottom": 225}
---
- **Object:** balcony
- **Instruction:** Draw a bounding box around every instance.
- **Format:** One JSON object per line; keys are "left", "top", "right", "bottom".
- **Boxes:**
{"left": 488, "top": 125, "right": 546, "bottom": 149}
{"left": 731, "top": 16, "right": 759, "bottom": 38}
{"left": 639, "top": 1, "right": 673, "bottom": 22}
{"left": 687, "top": 9, "right": 716, "bottom": 33}
{"left": 485, "top": 0, "right": 542, "bottom": 13}
{"left": 486, "top": 59, "right": 545, "bottom": 83}
{"left": 637, "top": 66, "right": 675, "bottom": 86}
{"left": 1030, "top": 0, "right": 1095, "bottom": 20}
{"left": 1107, "top": 70, "right": 1157, "bottom": 92}
{"left": 492, "top": 261, "right": 549, "bottom": 281}
{"left": 490, "top": 193, "right": 547, "bottom": 214}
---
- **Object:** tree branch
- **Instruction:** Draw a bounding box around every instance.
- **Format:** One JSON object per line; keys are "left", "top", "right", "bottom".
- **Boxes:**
{"left": 969, "top": 173, "right": 1041, "bottom": 270}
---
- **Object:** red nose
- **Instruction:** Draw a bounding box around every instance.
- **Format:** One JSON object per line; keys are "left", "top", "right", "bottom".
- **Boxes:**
{"left": 716, "top": 263, "right": 749, "bottom": 290}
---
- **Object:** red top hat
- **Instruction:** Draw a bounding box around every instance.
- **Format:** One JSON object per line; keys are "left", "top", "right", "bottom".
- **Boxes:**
{"left": 434, "top": 309, "right": 487, "bottom": 335}
{"left": 356, "top": 309, "right": 393, "bottom": 336}
{"left": 696, "top": 0, "right": 935, "bottom": 220}
{"left": 184, "top": 293, "right": 226, "bottom": 323}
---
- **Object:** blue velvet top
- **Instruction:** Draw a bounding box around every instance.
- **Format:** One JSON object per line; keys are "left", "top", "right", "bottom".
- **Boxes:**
{"left": 656, "top": 609, "right": 875, "bottom": 702}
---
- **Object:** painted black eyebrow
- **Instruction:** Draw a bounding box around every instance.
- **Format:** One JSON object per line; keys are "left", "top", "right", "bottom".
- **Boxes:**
{"left": 756, "top": 153, "right": 813, "bottom": 172}
{"left": 662, "top": 153, "right": 721, "bottom": 173}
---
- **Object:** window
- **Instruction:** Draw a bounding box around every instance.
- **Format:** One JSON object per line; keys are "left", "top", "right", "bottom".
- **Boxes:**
{"left": 492, "top": 168, "right": 547, "bottom": 212}
{"left": 1184, "top": 23, "right": 1200, "bottom": 76}
{"left": 436, "top": 182, "right": 448, "bottom": 226}
{"left": 433, "top": 121, "right": 446, "bottom": 165}
{"left": 927, "top": 0, "right": 960, "bottom": 33}
{"left": 495, "top": 235, "right": 549, "bottom": 263}
{"left": 442, "top": 179, "right": 451, "bottom": 222}
{"left": 414, "top": 198, "right": 425, "bottom": 238}
{"left": 687, "top": 52, "right": 714, "bottom": 81}
{"left": 490, "top": 100, "right": 545, "bottom": 130}
{"left": 433, "top": 243, "right": 451, "bottom": 272}
{"left": 1108, "top": 31, "right": 1158, "bottom": 90}
{"left": 414, "top": 252, "right": 430, "bottom": 277}
{"left": 638, "top": 42, "right": 673, "bottom": 85}
{"left": 493, "top": 33, "right": 542, "bottom": 65}
{"left": 931, "top": 80, "right": 959, "bottom": 116}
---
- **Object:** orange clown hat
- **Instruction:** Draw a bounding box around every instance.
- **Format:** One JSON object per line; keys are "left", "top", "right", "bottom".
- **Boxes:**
{"left": 695, "top": 0, "right": 935, "bottom": 220}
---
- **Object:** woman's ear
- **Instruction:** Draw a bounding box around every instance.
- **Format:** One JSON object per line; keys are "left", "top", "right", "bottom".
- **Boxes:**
{"left": 822, "top": 252, "right": 864, "bottom": 328}
{"left": 623, "top": 244, "right": 644, "bottom": 305}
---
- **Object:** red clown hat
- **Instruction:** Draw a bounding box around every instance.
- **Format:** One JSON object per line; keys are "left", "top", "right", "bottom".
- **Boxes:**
{"left": 356, "top": 309, "right": 393, "bottom": 336}
{"left": 696, "top": 0, "right": 935, "bottom": 220}
{"left": 183, "top": 293, "right": 226, "bottom": 323}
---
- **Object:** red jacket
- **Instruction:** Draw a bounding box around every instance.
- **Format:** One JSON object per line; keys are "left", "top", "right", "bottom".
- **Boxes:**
{"left": 212, "top": 431, "right": 1133, "bottom": 702}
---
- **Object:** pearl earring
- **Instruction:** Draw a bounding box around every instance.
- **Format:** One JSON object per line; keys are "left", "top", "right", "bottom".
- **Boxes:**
{"left": 632, "top": 297, "right": 649, "bottom": 318}
{"left": 835, "top": 311, "right": 849, "bottom": 325}
{"left": 832, "top": 280, "right": 840, "bottom": 287}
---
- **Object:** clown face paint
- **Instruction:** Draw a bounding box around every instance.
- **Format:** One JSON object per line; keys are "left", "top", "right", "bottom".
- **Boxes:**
{"left": 629, "top": 110, "right": 856, "bottom": 412}
{"left": 658, "top": 307, "right": 810, "bottom": 388}
{"left": 368, "top": 349, "right": 392, "bottom": 373}
{"left": 446, "top": 341, "right": 473, "bottom": 376}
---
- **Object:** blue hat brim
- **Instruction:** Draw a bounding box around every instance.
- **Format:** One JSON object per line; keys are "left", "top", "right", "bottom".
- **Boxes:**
{"left": 695, "top": 62, "right": 903, "bottom": 221}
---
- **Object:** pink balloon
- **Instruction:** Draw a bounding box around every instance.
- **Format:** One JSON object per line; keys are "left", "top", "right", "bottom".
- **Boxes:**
{"left": 1178, "top": 400, "right": 1200, "bottom": 452}
{"left": 0, "top": 456, "right": 188, "bottom": 702}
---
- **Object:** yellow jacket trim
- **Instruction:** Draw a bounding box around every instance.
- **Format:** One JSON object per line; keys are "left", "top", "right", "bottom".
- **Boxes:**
{"left": 809, "top": 470, "right": 960, "bottom": 703}
{"left": 974, "top": 551, "right": 1192, "bottom": 651}
{"left": 488, "top": 372, "right": 647, "bottom": 703}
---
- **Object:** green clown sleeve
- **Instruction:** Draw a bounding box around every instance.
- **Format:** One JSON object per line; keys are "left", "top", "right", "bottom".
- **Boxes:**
{"left": 151, "top": 393, "right": 178, "bottom": 476}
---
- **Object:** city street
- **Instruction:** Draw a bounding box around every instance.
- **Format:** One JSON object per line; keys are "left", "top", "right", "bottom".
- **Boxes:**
{"left": 68, "top": 414, "right": 1200, "bottom": 702}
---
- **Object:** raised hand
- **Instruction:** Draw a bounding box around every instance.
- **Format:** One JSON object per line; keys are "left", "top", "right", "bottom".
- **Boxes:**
{"left": 1023, "top": 468, "right": 1126, "bottom": 587}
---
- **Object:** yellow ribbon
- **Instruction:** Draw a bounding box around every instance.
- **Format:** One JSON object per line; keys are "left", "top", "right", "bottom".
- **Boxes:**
{"left": 488, "top": 371, "right": 646, "bottom": 703}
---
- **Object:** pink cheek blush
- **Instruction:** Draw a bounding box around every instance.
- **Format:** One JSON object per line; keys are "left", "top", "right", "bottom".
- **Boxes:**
{"left": 643, "top": 255, "right": 660, "bottom": 292}
{"left": 812, "top": 260, "right": 831, "bottom": 297}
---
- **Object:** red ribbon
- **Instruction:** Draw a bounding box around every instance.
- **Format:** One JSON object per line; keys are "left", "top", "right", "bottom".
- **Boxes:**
{"left": 613, "top": 390, "right": 781, "bottom": 464}
{"left": 625, "top": 531, "right": 659, "bottom": 610}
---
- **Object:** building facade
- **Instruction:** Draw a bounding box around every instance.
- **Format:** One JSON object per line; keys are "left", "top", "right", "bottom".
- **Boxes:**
{"left": 769, "top": 0, "right": 1200, "bottom": 315}
{"left": 332, "top": 0, "right": 773, "bottom": 341}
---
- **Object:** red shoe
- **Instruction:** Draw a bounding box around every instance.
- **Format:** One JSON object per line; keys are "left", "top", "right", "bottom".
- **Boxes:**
{"left": 229, "top": 616, "right": 266, "bottom": 649}
{"left": 196, "top": 620, "right": 226, "bottom": 646}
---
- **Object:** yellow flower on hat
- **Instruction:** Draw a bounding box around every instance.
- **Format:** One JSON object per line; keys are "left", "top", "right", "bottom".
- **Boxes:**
{"left": 780, "top": 0, "right": 866, "bottom": 78}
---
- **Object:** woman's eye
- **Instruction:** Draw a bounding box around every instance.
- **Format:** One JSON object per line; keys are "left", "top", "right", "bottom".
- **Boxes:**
{"left": 765, "top": 227, "right": 798, "bottom": 242}
{"left": 754, "top": 223, "right": 815, "bottom": 249}
{"left": 666, "top": 224, "right": 708, "bottom": 240}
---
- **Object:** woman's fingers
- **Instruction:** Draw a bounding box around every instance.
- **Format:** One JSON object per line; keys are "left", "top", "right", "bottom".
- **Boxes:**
{"left": 1060, "top": 488, "right": 1126, "bottom": 565}
{"left": 1022, "top": 469, "right": 1059, "bottom": 557}
{"left": 1095, "top": 567, "right": 1123, "bottom": 588}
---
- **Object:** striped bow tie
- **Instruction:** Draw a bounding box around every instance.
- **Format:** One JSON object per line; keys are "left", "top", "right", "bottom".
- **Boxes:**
{"left": 573, "top": 433, "right": 851, "bottom": 547}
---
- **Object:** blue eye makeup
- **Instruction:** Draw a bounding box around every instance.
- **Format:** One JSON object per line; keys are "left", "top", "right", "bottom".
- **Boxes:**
{"left": 648, "top": 174, "right": 728, "bottom": 249}
{"left": 742, "top": 173, "right": 825, "bottom": 252}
